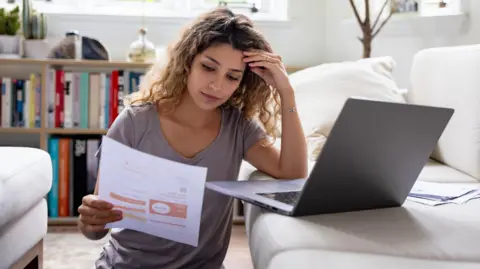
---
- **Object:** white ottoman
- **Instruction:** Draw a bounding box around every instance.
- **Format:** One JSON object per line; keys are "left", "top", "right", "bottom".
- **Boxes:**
{"left": 0, "top": 147, "right": 52, "bottom": 269}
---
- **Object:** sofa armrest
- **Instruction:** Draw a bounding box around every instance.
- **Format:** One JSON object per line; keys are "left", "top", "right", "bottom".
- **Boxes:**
{"left": 409, "top": 45, "right": 480, "bottom": 181}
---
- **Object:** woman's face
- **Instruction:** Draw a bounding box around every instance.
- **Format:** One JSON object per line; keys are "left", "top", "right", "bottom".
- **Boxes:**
{"left": 187, "top": 43, "right": 246, "bottom": 111}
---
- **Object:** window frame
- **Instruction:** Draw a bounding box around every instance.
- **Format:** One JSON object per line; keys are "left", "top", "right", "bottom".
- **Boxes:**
{"left": 2, "top": 0, "right": 288, "bottom": 21}
{"left": 188, "top": 0, "right": 271, "bottom": 13}
{"left": 352, "top": 0, "right": 465, "bottom": 19}
{"left": 419, "top": 0, "right": 464, "bottom": 16}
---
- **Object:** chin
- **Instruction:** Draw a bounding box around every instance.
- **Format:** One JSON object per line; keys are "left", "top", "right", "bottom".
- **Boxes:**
{"left": 194, "top": 91, "right": 225, "bottom": 110}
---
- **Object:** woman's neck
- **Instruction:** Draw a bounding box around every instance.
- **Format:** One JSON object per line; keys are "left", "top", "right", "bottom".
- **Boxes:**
{"left": 168, "top": 92, "right": 219, "bottom": 128}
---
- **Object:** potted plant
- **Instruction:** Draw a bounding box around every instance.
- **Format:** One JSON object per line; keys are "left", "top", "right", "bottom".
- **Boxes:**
{"left": 22, "top": 0, "right": 49, "bottom": 59}
{"left": 348, "top": 0, "right": 395, "bottom": 58}
{"left": 0, "top": 6, "right": 21, "bottom": 56}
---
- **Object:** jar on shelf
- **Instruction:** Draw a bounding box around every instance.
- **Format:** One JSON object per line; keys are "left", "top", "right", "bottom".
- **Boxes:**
{"left": 127, "top": 28, "right": 156, "bottom": 63}
{"left": 66, "top": 30, "right": 82, "bottom": 60}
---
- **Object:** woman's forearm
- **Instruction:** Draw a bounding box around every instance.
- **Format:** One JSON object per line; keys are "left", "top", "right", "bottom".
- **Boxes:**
{"left": 278, "top": 87, "right": 308, "bottom": 179}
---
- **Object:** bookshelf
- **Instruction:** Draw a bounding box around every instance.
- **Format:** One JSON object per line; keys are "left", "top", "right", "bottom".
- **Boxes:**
{"left": 0, "top": 58, "right": 304, "bottom": 226}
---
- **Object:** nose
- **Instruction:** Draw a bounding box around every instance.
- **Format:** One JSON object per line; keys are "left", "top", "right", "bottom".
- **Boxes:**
{"left": 210, "top": 77, "right": 222, "bottom": 92}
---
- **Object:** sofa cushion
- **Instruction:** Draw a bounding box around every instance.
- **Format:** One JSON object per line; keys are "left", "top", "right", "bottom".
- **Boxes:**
{"left": 419, "top": 159, "right": 478, "bottom": 183}
{"left": 266, "top": 249, "right": 480, "bottom": 269}
{"left": 0, "top": 147, "right": 52, "bottom": 229}
{"left": 288, "top": 56, "right": 406, "bottom": 160}
{"left": 0, "top": 198, "right": 48, "bottom": 269}
{"left": 409, "top": 45, "right": 480, "bottom": 181}
{"left": 244, "top": 160, "right": 480, "bottom": 269}
{"left": 246, "top": 198, "right": 480, "bottom": 269}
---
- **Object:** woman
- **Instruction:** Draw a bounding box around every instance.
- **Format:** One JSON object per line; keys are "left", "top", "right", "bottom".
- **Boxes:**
{"left": 78, "top": 7, "right": 307, "bottom": 269}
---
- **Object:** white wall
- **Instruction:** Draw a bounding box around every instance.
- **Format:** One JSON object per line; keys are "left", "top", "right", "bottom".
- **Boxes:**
{"left": 43, "top": 0, "right": 325, "bottom": 67}
{"left": 41, "top": 0, "right": 480, "bottom": 88}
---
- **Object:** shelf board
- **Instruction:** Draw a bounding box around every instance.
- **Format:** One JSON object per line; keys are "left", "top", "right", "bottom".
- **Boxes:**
{"left": 46, "top": 128, "right": 107, "bottom": 135}
{"left": 0, "top": 58, "right": 153, "bottom": 69}
{"left": 0, "top": 127, "right": 42, "bottom": 134}
{"left": 0, "top": 57, "right": 304, "bottom": 73}
{"left": 48, "top": 217, "right": 78, "bottom": 225}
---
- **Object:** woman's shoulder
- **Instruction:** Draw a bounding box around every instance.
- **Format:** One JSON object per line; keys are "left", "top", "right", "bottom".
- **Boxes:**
{"left": 221, "top": 106, "right": 263, "bottom": 132}
{"left": 121, "top": 103, "right": 157, "bottom": 121}
{"left": 222, "top": 106, "right": 249, "bottom": 124}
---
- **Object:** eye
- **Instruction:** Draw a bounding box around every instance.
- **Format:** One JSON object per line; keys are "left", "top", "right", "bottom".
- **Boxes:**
{"left": 202, "top": 64, "right": 215, "bottom": 72}
{"left": 227, "top": 75, "right": 240, "bottom": 81}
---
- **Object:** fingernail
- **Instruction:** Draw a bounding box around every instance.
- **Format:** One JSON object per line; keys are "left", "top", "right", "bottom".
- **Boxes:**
{"left": 112, "top": 209, "right": 122, "bottom": 215}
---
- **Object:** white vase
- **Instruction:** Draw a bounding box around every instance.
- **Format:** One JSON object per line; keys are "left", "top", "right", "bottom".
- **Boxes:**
{"left": 0, "top": 35, "right": 20, "bottom": 54}
{"left": 23, "top": 39, "right": 50, "bottom": 59}
{"left": 126, "top": 28, "right": 156, "bottom": 63}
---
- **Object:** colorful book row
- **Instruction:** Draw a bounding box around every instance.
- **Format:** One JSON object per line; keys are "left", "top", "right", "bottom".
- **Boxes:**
{"left": 47, "top": 135, "right": 102, "bottom": 217}
{"left": 45, "top": 69, "right": 144, "bottom": 129}
{"left": 0, "top": 74, "right": 42, "bottom": 128}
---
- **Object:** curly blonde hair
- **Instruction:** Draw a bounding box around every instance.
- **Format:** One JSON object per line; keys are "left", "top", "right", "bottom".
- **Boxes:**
{"left": 124, "top": 8, "right": 281, "bottom": 139}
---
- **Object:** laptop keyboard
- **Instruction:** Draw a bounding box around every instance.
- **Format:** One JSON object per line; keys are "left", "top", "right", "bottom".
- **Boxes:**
{"left": 256, "top": 191, "right": 301, "bottom": 205}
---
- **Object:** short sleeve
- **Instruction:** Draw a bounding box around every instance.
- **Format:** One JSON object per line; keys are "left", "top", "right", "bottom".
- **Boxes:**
{"left": 95, "top": 107, "right": 135, "bottom": 160}
{"left": 242, "top": 117, "right": 267, "bottom": 158}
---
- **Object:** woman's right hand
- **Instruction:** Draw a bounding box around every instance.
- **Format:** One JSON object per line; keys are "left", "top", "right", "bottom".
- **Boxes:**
{"left": 78, "top": 194, "right": 123, "bottom": 233}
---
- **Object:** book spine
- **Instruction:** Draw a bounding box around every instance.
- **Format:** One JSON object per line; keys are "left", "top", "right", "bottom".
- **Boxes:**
{"left": 48, "top": 137, "right": 59, "bottom": 217}
{"left": 73, "top": 138, "right": 87, "bottom": 216}
{"left": 55, "top": 69, "right": 65, "bottom": 128}
{"left": 1, "top": 78, "right": 11, "bottom": 127}
{"left": 80, "top": 72, "right": 89, "bottom": 128}
{"left": 109, "top": 70, "right": 118, "bottom": 127}
{"left": 35, "top": 73, "right": 41, "bottom": 128}
{"left": 58, "top": 138, "right": 70, "bottom": 217}
{"left": 73, "top": 72, "right": 81, "bottom": 127}
{"left": 64, "top": 72, "right": 73, "bottom": 128}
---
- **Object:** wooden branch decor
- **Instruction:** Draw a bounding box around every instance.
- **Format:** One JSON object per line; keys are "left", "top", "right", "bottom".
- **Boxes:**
{"left": 348, "top": 0, "right": 394, "bottom": 58}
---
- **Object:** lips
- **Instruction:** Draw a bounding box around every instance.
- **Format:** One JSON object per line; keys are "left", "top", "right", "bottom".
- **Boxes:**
{"left": 201, "top": 92, "right": 220, "bottom": 102}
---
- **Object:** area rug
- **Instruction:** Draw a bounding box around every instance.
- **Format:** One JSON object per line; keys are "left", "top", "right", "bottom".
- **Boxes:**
{"left": 44, "top": 226, "right": 252, "bottom": 269}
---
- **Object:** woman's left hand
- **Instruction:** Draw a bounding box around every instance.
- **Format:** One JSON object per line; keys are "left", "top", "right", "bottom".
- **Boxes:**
{"left": 243, "top": 50, "right": 293, "bottom": 95}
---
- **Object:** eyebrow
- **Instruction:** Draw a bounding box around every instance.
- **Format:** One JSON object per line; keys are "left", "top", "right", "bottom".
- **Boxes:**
{"left": 205, "top": 56, "right": 244, "bottom": 73}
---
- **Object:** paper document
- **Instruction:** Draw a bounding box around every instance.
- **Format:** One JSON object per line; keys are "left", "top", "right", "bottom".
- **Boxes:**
{"left": 407, "top": 181, "right": 480, "bottom": 206}
{"left": 97, "top": 136, "right": 208, "bottom": 247}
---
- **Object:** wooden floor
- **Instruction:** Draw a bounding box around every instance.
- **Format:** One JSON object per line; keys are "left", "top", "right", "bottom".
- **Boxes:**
{"left": 46, "top": 224, "right": 253, "bottom": 269}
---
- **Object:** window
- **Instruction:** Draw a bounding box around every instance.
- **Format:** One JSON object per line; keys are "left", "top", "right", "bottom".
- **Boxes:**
{"left": 419, "top": 0, "right": 463, "bottom": 16}
{"left": 352, "top": 0, "right": 464, "bottom": 19}
{"left": 2, "top": 0, "right": 287, "bottom": 20}
{"left": 190, "top": 0, "right": 271, "bottom": 13}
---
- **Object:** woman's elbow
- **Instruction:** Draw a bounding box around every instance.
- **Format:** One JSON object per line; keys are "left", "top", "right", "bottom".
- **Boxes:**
{"left": 277, "top": 166, "right": 308, "bottom": 180}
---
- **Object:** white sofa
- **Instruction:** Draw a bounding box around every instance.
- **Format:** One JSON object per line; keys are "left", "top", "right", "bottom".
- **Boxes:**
{"left": 241, "top": 45, "right": 480, "bottom": 268}
{"left": 0, "top": 147, "right": 52, "bottom": 269}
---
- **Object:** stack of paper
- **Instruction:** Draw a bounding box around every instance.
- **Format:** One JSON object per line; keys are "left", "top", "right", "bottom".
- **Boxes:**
{"left": 97, "top": 136, "right": 208, "bottom": 247}
{"left": 407, "top": 181, "right": 480, "bottom": 206}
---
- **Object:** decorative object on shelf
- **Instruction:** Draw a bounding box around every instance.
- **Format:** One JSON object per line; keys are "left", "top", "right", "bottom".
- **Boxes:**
{"left": 48, "top": 30, "right": 79, "bottom": 59}
{"left": 126, "top": 0, "right": 156, "bottom": 63}
{"left": 0, "top": 6, "right": 21, "bottom": 58}
{"left": 22, "top": 0, "right": 49, "bottom": 59}
{"left": 48, "top": 30, "right": 109, "bottom": 60}
{"left": 348, "top": 0, "right": 395, "bottom": 58}
{"left": 439, "top": 0, "right": 447, "bottom": 8}
{"left": 127, "top": 27, "right": 156, "bottom": 63}
{"left": 82, "top": 36, "right": 110, "bottom": 60}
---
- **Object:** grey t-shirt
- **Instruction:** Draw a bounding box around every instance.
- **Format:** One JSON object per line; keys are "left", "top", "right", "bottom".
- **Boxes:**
{"left": 94, "top": 103, "right": 265, "bottom": 269}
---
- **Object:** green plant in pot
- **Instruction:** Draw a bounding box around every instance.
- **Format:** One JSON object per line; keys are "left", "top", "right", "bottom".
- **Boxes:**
{"left": 22, "top": 0, "right": 49, "bottom": 59}
{"left": 0, "top": 6, "right": 21, "bottom": 35}
{"left": 23, "top": 0, "right": 47, "bottom": 40}
{"left": 0, "top": 6, "right": 21, "bottom": 55}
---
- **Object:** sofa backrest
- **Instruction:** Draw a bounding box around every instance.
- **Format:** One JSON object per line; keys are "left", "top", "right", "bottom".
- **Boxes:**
{"left": 408, "top": 44, "right": 480, "bottom": 181}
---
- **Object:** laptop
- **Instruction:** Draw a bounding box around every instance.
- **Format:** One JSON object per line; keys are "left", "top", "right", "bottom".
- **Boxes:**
{"left": 205, "top": 97, "right": 454, "bottom": 217}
